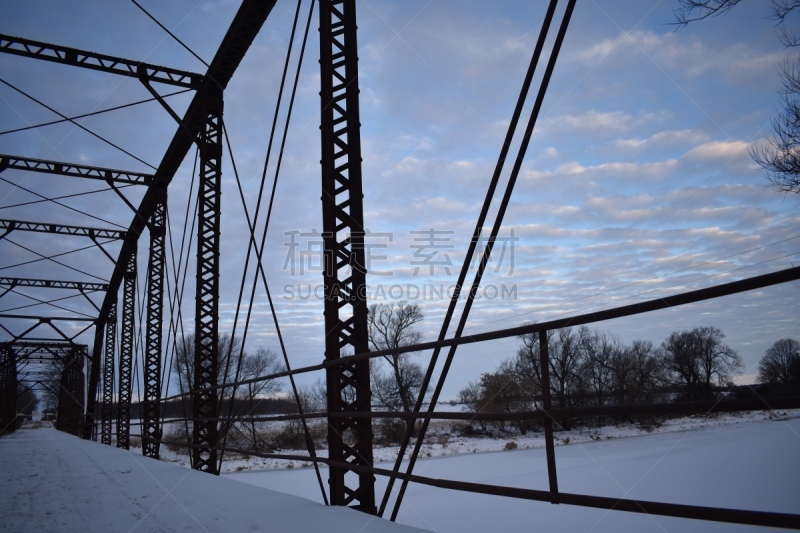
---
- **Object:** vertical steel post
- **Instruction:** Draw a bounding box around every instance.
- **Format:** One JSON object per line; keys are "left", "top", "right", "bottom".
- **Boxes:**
{"left": 192, "top": 85, "right": 223, "bottom": 474}
{"left": 319, "top": 0, "right": 375, "bottom": 513}
{"left": 58, "top": 346, "right": 85, "bottom": 437}
{"left": 117, "top": 245, "right": 136, "bottom": 449}
{"left": 539, "top": 329, "right": 559, "bottom": 497}
{"left": 0, "top": 343, "right": 16, "bottom": 435}
{"left": 143, "top": 188, "right": 167, "bottom": 458}
{"left": 101, "top": 300, "right": 117, "bottom": 445}
{"left": 84, "top": 319, "right": 105, "bottom": 440}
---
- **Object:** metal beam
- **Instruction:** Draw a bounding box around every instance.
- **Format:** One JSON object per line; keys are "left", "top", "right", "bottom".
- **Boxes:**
{"left": 84, "top": 312, "right": 105, "bottom": 440}
{"left": 56, "top": 346, "right": 85, "bottom": 437}
{"left": 0, "top": 344, "right": 16, "bottom": 435}
{"left": 117, "top": 246, "right": 136, "bottom": 450}
{"left": 0, "top": 313, "right": 96, "bottom": 323}
{"left": 0, "top": 154, "right": 153, "bottom": 186}
{"left": 94, "top": 0, "right": 277, "bottom": 408}
{"left": 319, "top": 0, "right": 375, "bottom": 513}
{"left": 0, "top": 220, "right": 125, "bottom": 240}
{"left": 0, "top": 34, "right": 202, "bottom": 89}
{"left": 0, "top": 278, "right": 109, "bottom": 292}
{"left": 143, "top": 188, "right": 166, "bottom": 459}
{"left": 4, "top": 341, "right": 80, "bottom": 362}
{"left": 192, "top": 87, "right": 223, "bottom": 474}
{"left": 100, "top": 300, "right": 116, "bottom": 446}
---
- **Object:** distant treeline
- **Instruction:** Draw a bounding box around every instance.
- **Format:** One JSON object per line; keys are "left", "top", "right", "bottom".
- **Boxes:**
{"left": 459, "top": 325, "right": 798, "bottom": 433}
{"left": 119, "top": 396, "right": 298, "bottom": 420}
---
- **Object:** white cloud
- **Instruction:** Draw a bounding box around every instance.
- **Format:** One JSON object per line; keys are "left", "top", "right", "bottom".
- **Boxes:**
{"left": 614, "top": 129, "right": 710, "bottom": 151}
{"left": 573, "top": 30, "right": 784, "bottom": 79}
{"left": 539, "top": 109, "right": 669, "bottom": 135}
{"left": 684, "top": 140, "right": 751, "bottom": 161}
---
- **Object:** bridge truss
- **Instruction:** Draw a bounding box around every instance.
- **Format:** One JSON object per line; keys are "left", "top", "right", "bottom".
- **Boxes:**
{"left": 0, "top": 0, "right": 798, "bottom": 530}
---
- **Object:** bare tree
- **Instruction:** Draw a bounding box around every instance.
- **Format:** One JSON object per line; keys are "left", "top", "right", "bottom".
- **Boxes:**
{"left": 367, "top": 301, "right": 425, "bottom": 414}
{"left": 513, "top": 329, "right": 543, "bottom": 397}
{"left": 457, "top": 379, "right": 489, "bottom": 432}
{"left": 578, "top": 327, "right": 619, "bottom": 408}
{"left": 612, "top": 340, "right": 666, "bottom": 405}
{"left": 548, "top": 328, "right": 585, "bottom": 411}
{"left": 661, "top": 330, "right": 701, "bottom": 400}
{"left": 694, "top": 326, "right": 742, "bottom": 391}
{"left": 170, "top": 333, "right": 284, "bottom": 450}
{"left": 757, "top": 338, "right": 800, "bottom": 388}
{"left": 675, "top": 0, "right": 800, "bottom": 194}
{"left": 661, "top": 326, "right": 741, "bottom": 400}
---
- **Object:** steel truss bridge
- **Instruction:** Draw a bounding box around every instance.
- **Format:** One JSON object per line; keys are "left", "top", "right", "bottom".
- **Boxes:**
{"left": 0, "top": 0, "right": 798, "bottom": 529}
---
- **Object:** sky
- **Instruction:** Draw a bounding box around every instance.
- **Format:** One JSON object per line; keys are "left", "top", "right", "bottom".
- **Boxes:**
{"left": 1, "top": 0, "right": 798, "bottom": 401}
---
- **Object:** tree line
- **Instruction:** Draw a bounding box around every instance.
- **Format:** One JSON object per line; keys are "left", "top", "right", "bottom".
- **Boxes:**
{"left": 458, "top": 324, "right": 798, "bottom": 433}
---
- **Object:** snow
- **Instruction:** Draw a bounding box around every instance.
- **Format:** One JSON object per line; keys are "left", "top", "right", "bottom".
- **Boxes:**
{"left": 4, "top": 413, "right": 797, "bottom": 532}
{"left": 227, "top": 412, "right": 800, "bottom": 532}
{"left": 0, "top": 423, "right": 428, "bottom": 533}
{"left": 155, "top": 409, "right": 798, "bottom": 474}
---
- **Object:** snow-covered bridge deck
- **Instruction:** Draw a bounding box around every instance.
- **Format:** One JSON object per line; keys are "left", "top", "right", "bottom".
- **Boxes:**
{"left": 0, "top": 425, "right": 427, "bottom": 532}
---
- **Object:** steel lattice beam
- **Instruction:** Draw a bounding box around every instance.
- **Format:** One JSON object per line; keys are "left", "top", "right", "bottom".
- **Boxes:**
{"left": 56, "top": 346, "right": 85, "bottom": 437}
{"left": 100, "top": 300, "right": 116, "bottom": 446}
{"left": 0, "top": 341, "right": 76, "bottom": 360}
{"left": 192, "top": 88, "right": 223, "bottom": 474}
{"left": 85, "top": 313, "right": 105, "bottom": 440}
{"left": 0, "top": 34, "right": 202, "bottom": 89}
{"left": 0, "top": 219, "right": 125, "bottom": 240}
{"left": 143, "top": 189, "right": 166, "bottom": 458}
{"left": 0, "top": 278, "right": 108, "bottom": 292}
{"left": 94, "top": 0, "right": 277, "bottom": 345}
{"left": 319, "top": 0, "right": 375, "bottom": 513}
{"left": 116, "top": 247, "right": 136, "bottom": 450}
{"left": 0, "top": 154, "right": 153, "bottom": 186}
{"left": 0, "top": 344, "right": 16, "bottom": 435}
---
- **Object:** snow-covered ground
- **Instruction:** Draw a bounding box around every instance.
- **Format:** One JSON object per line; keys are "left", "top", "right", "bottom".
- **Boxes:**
{"left": 0, "top": 423, "right": 427, "bottom": 532}
{"left": 154, "top": 409, "right": 799, "bottom": 474}
{"left": 2, "top": 412, "right": 798, "bottom": 532}
{"left": 227, "top": 411, "right": 800, "bottom": 532}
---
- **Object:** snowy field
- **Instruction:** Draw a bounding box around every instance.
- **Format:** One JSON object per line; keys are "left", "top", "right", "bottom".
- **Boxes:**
{"left": 153, "top": 409, "right": 798, "bottom": 473}
{"left": 227, "top": 412, "right": 800, "bottom": 532}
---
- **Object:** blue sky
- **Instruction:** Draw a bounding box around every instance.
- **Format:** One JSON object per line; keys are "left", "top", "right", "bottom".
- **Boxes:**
{"left": 1, "top": 0, "right": 798, "bottom": 400}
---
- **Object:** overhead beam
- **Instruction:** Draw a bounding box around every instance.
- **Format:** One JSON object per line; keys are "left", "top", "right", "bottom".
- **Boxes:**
{"left": 5, "top": 340, "right": 78, "bottom": 351}
{"left": 96, "top": 0, "right": 277, "bottom": 339}
{"left": 0, "top": 278, "right": 109, "bottom": 292}
{"left": 0, "top": 219, "right": 125, "bottom": 240}
{"left": 0, "top": 313, "right": 96, "bottom": 322}
{"left": 0, "top": 154, "right": 153, "bottom": 186}
{"left": 0, "top": 34, "right": 202, "bottom": 89}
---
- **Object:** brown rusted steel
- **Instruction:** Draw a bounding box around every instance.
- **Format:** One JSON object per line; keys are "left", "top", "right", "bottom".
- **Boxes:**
{"left": 539, "top": 330, "right": 559, "bottom": 496}
{"left": 192, "top": 86, "right": 223, "bottom": 475}
{"left": 319, "top": 0, "right": 375, "bottom": 513}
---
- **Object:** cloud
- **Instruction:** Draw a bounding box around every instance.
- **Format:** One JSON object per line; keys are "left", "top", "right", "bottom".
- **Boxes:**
{"left": 538, "top": 109, "right": 670, "bottom": 136}
{"left": 684, "top": 140, "right": 751, "bottom": 161}
{"left": 573, "top": 30, "right": 784, "bottom": 80}
{"left": 614, "top": 129, "right": 710, "bottom": 151}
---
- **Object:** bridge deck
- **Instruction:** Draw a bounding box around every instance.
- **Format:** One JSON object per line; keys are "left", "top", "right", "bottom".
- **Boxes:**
{"left": 0, "top": 424, "right": 426, "bottom": 532}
